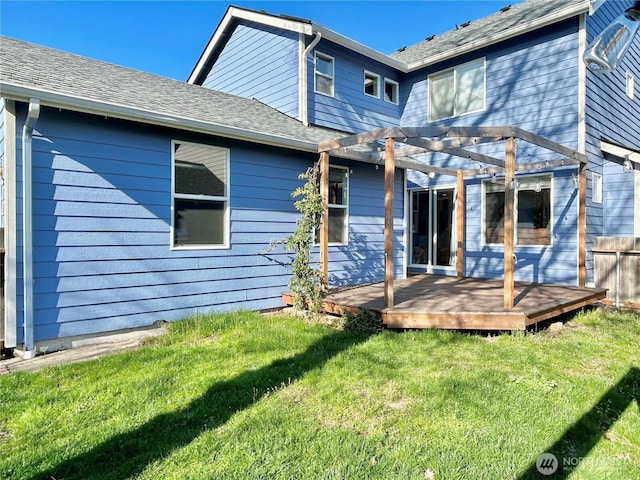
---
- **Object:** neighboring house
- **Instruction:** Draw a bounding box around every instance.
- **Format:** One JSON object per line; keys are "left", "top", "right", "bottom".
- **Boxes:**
{"left": 1, "top": 0, "right": 639, "bottom": 353}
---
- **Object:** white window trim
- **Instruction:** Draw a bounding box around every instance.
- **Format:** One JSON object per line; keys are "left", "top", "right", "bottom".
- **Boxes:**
{"left": 315, "top": 165, "right": 349, "bottom": 246}
{"left": 428, "top": 57, "right": 486, "bottom": 122}
{"left": 314, "top": 51, "right": 334, "bottom": 97}
{"left": 364, "top": 70, "right": 381, "bottom": 98}
{"left": 384, "top": 78, "right": 400, "bottom": 104}
{"left": 328, "top": 165, "right": 349, "bottom": 246}
{"left": 481, "top": 173, "right": 553, "bottom": 247}
{"left": 626, "top": 71, "right": 635, "bottom": 100}
{"left": 171, "top": 140, "right": 230, "bottom": 250}
{"left": 592, "top": 172, "right": 603, "bottom": 204}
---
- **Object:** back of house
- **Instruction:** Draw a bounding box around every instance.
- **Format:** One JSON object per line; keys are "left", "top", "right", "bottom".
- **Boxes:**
{"left": 1, "top": 0, "right": 638, "bottom": 354}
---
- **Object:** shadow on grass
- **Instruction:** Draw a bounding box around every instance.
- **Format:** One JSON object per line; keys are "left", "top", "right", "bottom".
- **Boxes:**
{"left": 31, "top": 330, "right": 372, "bottom": 480}
{"left": 518, "top": 367, "right": 639, "bottom": 479}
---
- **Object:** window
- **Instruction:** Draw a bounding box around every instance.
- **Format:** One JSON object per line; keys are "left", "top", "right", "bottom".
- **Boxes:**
{"left": 384, "top": 78, "right": 399, "bottom": 104}
{"left": 364, "top": 71, "right": 380, "bottom": 98}
{"left": 626, "top": 71, "right": 635, "bottom": 99}
{"left": 317, "top": 166, "right": 349, "bottom": 245}
{"left": 592, "top": 172, "right": 603, "bottom": 204}
{"left": 172, "top": 141, "right": 229, "bottom": 248}
{"left": 428, "top": 58, "right": 485, "bottom": 121}
{"left": 484, "top": 175, "right": 551, "bottom": 246}
{"left": 315, "top": 52, "right": 334, "bottom": 97}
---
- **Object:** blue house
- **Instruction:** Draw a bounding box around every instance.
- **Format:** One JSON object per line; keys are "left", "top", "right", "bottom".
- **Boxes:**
{"left": 1, "top": 0, "right": 638, "bottom": 354}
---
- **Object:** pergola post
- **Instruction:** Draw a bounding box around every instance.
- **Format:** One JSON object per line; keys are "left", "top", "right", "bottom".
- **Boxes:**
{"left": 578, "top": 162, "right": 587, "bottom": 287}
{"left": 319, "top": 152, "right": 329, "bottom": 291}
{"left": 456, "top": 169, "right": 465, "bottom": 278}
{"left": 504, "top": 137, "right": 516, "bottom": 309}
{"left": 384, "top": 138, "right": 395, "bottom": 308}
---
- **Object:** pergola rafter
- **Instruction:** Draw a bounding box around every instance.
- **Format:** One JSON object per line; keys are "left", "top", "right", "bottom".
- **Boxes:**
{"left": 317, "top": 126, "right": 588, "bottom": 310}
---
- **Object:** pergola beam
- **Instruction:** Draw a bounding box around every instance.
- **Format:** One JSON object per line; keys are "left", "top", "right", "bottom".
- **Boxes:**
{"left": 395, "top": 157, "right": 462, "bottom": 177}
{"left": 319, "top": 152, "right": 329, "bottom": 290}
{"left": 384, "top": 138, "right": 395, "bottom": 308}
{"left": 516, "top": 157, "right": 580, "bottom": 171}
{"left": 513, "top": 127, "right": 588, "bottom": 164}
{"left": 504, "top": 137, "right": 516, "bottom": 309}
{"left": 401, "top": 138, "right": 506, "bottom": 168}
{"left": 314, "top": 125, "right": 590, "bottom": 315}
{"left": 578, "top": 162, "right": 587, "bottom": 287}
{"left": 318, "top": 127, "right": 403, "bottom": 152}
{"left": 398, "top": 125, "right": 516, "bottom": 139}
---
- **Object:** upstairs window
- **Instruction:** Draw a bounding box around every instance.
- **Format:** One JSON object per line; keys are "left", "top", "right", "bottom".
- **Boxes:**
{"left": 315, "top": 52, "right": 334, "bottom": 97}
{"left": 384, "top": 78, "right": 399, "bottom": 104}
{"left": 364, "top": 71, "right": 380, "bottom": 98}
{"left": 429, "top": 58, "right": 485, "bottom": 121}
{"left": 172, "top": 141, "right": 229, "bottom": 248}
{"left": 484, "top": 175, "right": 552, "bottom": 246}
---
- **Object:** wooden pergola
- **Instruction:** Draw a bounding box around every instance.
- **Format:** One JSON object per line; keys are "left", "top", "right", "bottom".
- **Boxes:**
{"left": 317, "top": 126, "right": 589, "bottom": 310}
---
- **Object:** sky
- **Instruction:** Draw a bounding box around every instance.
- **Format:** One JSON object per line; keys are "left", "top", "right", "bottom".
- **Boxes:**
{"left": 0, "top": 0, "right": 525, "bottom": 81}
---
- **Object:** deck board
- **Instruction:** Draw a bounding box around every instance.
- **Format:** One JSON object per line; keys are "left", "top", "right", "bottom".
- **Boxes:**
{"left": 283, "top": 275, "right": 608, "bottom": 330}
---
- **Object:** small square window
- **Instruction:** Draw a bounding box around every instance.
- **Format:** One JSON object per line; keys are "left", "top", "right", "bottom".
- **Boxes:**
{"left": 592, "top": 172, "right": 603, "bottom": 204}
{"left": 384, "top": 79, "right": 399, "bottom": 104}
{"left": 364, "top": 71, "right": 380, "bottom": 98}
{"left": 626, "top": 71, "right": 635, "bottom": 99}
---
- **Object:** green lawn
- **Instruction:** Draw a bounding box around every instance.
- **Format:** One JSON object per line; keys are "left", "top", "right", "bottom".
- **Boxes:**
{"left": 1, "top": 308, "right": 638, "bottom": 479}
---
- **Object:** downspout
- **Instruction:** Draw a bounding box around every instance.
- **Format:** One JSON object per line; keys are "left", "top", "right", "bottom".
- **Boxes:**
{"left": 299, "top": 32, "right": 322, "bottom": 126}
{"left": 22, "top": 99, "right": 40, "bottom": 359}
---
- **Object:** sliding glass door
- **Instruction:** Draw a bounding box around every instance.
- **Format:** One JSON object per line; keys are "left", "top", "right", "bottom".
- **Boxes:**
{"left": 410, "top": 188, "right": 456, "bottom": 268}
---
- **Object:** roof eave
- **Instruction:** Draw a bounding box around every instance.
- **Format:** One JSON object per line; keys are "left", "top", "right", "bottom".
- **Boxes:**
{"left": 0, "top": 82, "right": 320, "bottom": 153}
{"left": 187, "top": 6, "right": 314, "bottom": 84}
{"left": 405, "top": 1, "right": 591, "bottom": 72}
{"left": 313, "top": 25, "right": 408, "bottom": 72}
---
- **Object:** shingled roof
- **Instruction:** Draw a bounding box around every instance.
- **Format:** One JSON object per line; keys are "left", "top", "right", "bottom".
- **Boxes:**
{"left": 390, "top": 0, "right": 589, "bottom": 68}
{"left": 0, "top": 36, "right": 343, "bottom": 152}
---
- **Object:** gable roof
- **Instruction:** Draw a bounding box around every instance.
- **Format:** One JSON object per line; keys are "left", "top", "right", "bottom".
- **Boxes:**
{"left": 188, "top": 5, "right": 405, "bottom": 84}
{"left": 189, "top": 0, "right": 591, "bottom": 83}
{"left": 391, "top": 0, "right": 591, "bottom": 70}
{"left": 0, "top": 36, "right": 343, "bottom": 153}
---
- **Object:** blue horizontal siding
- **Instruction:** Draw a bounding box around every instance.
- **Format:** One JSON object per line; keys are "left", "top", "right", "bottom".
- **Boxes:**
{"left": 401, "top": 19, "right": 580, "bottom": 152}
{"left": 584, "top": 0, "right": 639, "bottom": 255}
{"left": 462, "top": 170, "right": 579, "bottom": 285}
{"left": 202, "top": 21, "right": 299, "bottom": 118}
{"left": 11, "top": 105, "right": 403, "bottom": 342}
{"left": 308, "top": 39, "right": 401, "bottom": 133}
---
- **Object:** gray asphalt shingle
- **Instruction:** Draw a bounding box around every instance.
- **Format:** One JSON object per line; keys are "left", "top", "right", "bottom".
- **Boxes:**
{"left": 0, "top": 36, "right": 343, "bottom": 147}
{"left": 389, "top": 0, "right": 588, "bottom": 66}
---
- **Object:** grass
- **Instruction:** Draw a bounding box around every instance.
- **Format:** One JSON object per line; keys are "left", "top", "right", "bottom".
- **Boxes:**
{"left": 0, "top": 307, "right": 638, "bottom": 479}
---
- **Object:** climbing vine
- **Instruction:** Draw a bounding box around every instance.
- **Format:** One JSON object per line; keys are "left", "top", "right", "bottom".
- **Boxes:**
{"left": 268, "top": 163, "right": 325, "bottom": 315}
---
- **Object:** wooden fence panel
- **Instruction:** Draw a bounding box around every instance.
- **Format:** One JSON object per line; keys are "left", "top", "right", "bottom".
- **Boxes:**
{"left": 593, "top": 237, "right": 640, "bottom": 308}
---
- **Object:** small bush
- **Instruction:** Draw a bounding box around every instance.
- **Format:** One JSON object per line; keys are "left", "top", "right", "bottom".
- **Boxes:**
{"left": 342, "top": 308, "right": 382, "bottom": 334}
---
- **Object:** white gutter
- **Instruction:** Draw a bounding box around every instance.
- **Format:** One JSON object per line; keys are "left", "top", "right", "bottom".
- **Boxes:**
{"left": 404, "top": 1, "right": 591, "bottom": 71}
{"left": 21, "top": 98, "right": 40, "bottom": 359}
{"left": 299, "top": 31, "right": 322, "bottom": 126}
{"left": 0, "top": 82, "right": 322, "bottom": 154}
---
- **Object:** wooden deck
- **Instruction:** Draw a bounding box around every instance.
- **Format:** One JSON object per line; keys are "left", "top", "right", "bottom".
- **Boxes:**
{"left": 283, "top": 275, "right": 608, "bottom": 331}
